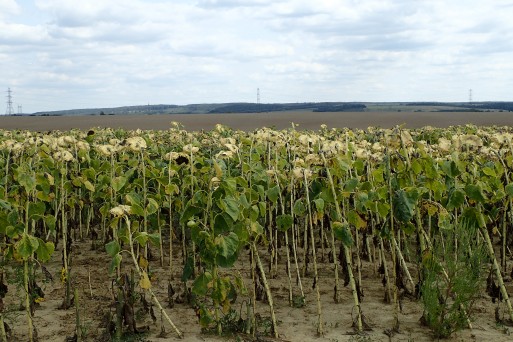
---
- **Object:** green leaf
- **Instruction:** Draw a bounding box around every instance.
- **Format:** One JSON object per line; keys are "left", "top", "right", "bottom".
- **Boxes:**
{"left": 222, "top": 196, "right": 240, "bottom": 221}
{"left": 212, "top": 277, "right": 229, "bottom": 303}
{"left": 146, "top": 198, "right": 159, "bottom": 216}
{"left": 6, "top": 224, "right": 23, "bottom": 239}
{"left": 112, "top": 176, "right": 128, "bottom": 192}
{"left": 438, "top": 211, "right": 451, "bottom": 230}
{"left": 492, "top": 189, "right": 506, "bottom": 202}
{"left": 335, "top": 157, "right": 350, "bottom": 172}
{"left": 0, "top": 214, "right": 6, "bottom": 236}
{"left": 35, "top": 174, "right": 50, "bottom": 192}
{"left": 3, "top": 245, "right": 14, "bottom": 262}
{"left": 28, "top": 202, "right": 46, "bottom": 220}
{"left": 214, "top": 214, "right": 230, "bottom": 235}
{"left": 97, "top": 175, "right": 111, "bottom": 187}
{"left": 313, "top": 198, "right": 324, "bottom": 213}
{"left": 293, "top": 199, "right": 306, "bottom": 216}
{"left": 238, "top": 192, "right": 250, "bottom": 209}
{"left": 45, "top": 215, "right": 57, "bottom": 231}
{"left": 372, "top": 168, "right": 384, "bottom": 183}
{"left": 376, "top": 202, "right": 390, "bottom": 218}
{"left": 424, "top": 203, "right": 438, "bottom": 216}
{"left": 446, "top": 189, "right": 465, "bottom": 210}
{"left": 393, "top": 189, "right": 418, "bottom": 223}
{"left": 18, "top": 173, "right": 36, "bottom": 193}
{"left": 343, "top": 178, "right": 359, "bottom": 192}
{"left": 360, "top": 181, "right": 372, "bottom": 191}
{"left": 266, "top": 185, "right": 280, "bottom": 204}
{"left": 423, "top": 159, "right": 438, "bottom": 180}
{"left": 148, "top": 233, "right": 160, "bottom": 247}
{"left": 250, "top": 220, "right": 264, "bottom": 237}
{"left": 332, "top": 221, "right": 353, "bottom": 247}
{"left": 217, "top": 249, "right": 239, "bottom": 268}
{"left": 402, "top": 222, "right": 416, "bottom": 235}
{"left": 165, "top": 183, "right": 179, "bottom": 195}
{"left": 506, "top": 184, "right": 513, "bottom": 197}
{"left": 276, "top": 214, "right": 293, "bottom": 232}
{"left": 180, "top": 203, "right": 202, "bottom": 224}
{"left": 234, "top": 273, "right": 248, "bottom": 296}
{"left": 250, "top": 204, "right": 259, "bottom": 221}
{"left": 465, "top": 184, "right": 486, "bottom": 203}
{"left": 15, "top": 233, "right": 39, "bottom": 260}
{"left": 198, "top": 306, "right": 213, "bottom": 327}
{"left": 105, "top": 240, "right": 121, "bottom": 257}
{"left": 482, "top": 167, "right": 496, "bottom": 177}
{"left": 233, "top": 222, "right": 249, "bottom": 245}
{"left": 35, "top": 239, "right": 55, "bottom": 262}
{"left": 347, "top": 210, "right": 366, "bottom": 229}
{"left": 353, "top": 159, "right": 365, "bottom": 175}
{"left": 411, "top": 159, "right": 422, "bottom": 175}
{"left": 109, "top": 216, "right": 120, "bottom": 230}
{"left": 258, "top": 201, "right": 266, "bottom": 217}
{"left": 355, "top": 192, "right": 369, "bottom": 212}
{"left": 7, "top": 210, "right": 19, "bottom": 225}
{"left": 83, "top": 180, "right": 95, "bottom": 192}
{"left": 130, "top": 203, "right": 145, "bottom": 216}
{"left": 181, "top": 256, "right": 194, "bottom": 282}
{"left": 36, "top": 190, "right": 52, "bottom": 202}
{"left": 441, "top": 160, "right": 460, "bottom": 178}
{"left": 192, "top": 272, "right": 212, "bottom": 296}
{"left": 134, "top": 232, "right": 149, "bottom": 247}
{"left": 320, "top": 187, "right": 335, "bottom": 204}
{"left": 82, "top": 167, "right": 96, "bottom": 180}
{"left": 0, "top": 199, "right": 11, "bottom": 211}
{"left": 99, "top": 203, "right": 110, "bottom": 217}
{"left": 72, "top": 176, "right": 82, "bottom": 187}
{"left": 221, "top": 177, "right": 237, "bottom": 195}
{"left": 109, "top": 254, "right": 122, "bottom": 274}
{"left": 125, "top": 192, "right": 142, "bottom": 206}
{"left": 215, "top": 232, "right": 239, "bottom": 259}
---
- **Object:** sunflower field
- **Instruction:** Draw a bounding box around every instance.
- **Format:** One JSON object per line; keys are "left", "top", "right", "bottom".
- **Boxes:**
{"left": 1, "top": 122, "right": 513, "bottom": 341}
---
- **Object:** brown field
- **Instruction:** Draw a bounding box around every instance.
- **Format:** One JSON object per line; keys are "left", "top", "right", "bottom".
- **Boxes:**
{"left": 1, "top": 110, "right": 513, "bottom": 131}
{"left": 3, "top": 111, "right": 513, "bottom": 342}
{"left": 22, "top": 240, "right": 513, "bottom": 342}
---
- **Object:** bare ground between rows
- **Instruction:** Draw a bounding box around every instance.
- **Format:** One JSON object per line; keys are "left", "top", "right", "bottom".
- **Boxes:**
{"left": 3, "top": 237, "right": 513, "bottom": 342}
{"left": 3, "top": 111, "right": 513, "bottom": 131}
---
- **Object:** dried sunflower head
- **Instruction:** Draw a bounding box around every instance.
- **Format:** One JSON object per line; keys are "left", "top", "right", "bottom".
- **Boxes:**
{"left": 110, "top": 205, "right": 132, "bottom": 217}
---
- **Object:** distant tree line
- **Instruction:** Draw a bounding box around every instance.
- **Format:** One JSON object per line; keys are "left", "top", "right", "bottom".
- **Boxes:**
{"left": 313, "top": 103, "right": 366, "bottom": 112}
{"left": 34, "top": 104, "right": 179, "bottom": 116}
{"left": 473, "top": 102, "right": 513, "bottom": 112}
{"left": 208, "top": 102, "right": 366, "bottom": 113}
{"left": 209, "top": 103, "right": 283, "bottom": 113}
{"left": 408, "top": 102, "right": 513, "bottom": 112}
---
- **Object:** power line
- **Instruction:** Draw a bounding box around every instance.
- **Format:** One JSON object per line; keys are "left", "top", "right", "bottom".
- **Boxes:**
{"left": 5, "top": 88, "right": 14, "bottom": 115}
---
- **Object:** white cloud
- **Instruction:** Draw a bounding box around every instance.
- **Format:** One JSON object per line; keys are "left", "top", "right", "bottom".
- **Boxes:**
{"left": 1, "top": 0, "right": 513, "bottom": 112}
{"left": 0, "top": 0, "right": 20, "bottom": 18}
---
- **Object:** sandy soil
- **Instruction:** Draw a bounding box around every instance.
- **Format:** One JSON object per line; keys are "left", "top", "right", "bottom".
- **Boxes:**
{"left": 3, "top": 238, "right": 512, "bottom": 342}
{"left": 2, "top": 111, "right": 513, "bottom": 132}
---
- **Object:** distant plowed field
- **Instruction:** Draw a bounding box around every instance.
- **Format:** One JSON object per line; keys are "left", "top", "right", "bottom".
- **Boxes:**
{"left": 2, "top": 110, "right": 513, "bottom": 131}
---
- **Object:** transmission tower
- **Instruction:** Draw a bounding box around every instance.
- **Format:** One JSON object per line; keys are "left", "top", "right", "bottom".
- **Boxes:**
{"left": 18, "top": 105, "right": 22, "bottom": 115}
{"left": 469, "top": 89, "right": 473, "bottom": 104}
{"left": 257, "top": 88, "right": 260, "bottom": 104}
{"left": 5, "top": 88, "right": 14, "bottom": 115}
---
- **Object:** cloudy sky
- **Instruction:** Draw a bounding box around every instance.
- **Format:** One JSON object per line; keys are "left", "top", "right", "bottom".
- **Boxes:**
{"left": 1, "top": 0, "right": 513, "bottom": 113}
